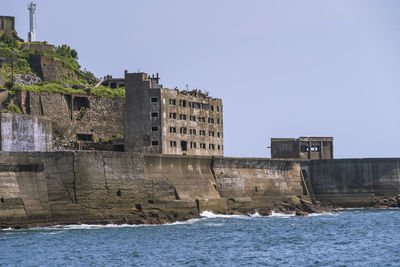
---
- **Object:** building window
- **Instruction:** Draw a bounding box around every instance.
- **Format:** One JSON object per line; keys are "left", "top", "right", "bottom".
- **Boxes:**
{"left": 189, "top": 102, "right": 202, "bottom": 109}
{"left": 77, "top": 134, "right": 93, "bottom": 141}
{"left": 151, "top": 97, "right": 158, "bottom": 103}
{"left": 301, "top": 145, "right": 309, "bottom": 152}
{"left": 179, "top": 114, "right": 187, "bottom": 120}
{"left": 208, "top": 118, "right": 214, "bottom": 124}
{"left": 217, "top": 118, "right": 220, "bottom": 124}
{"left": 169, "top": 99, "right": 176, "bottom": 105}
{"left": 169, "top": 127, "right": 176, "bottom": 133}
{"left": 151, "top": 126, "right": 159, "bottom": 132}
{"left": 199, "top": 130, "right": 206, "bottom": 136}
{"left": 218, "top": 145, "right": 220, "bottom": 150}
{"left": 190, "top": 129, "right": 196, "bottom": 135}
{"left": 73, "top": 97, "right": 90, "bottom": 111}
{"left": 152, "top": 140, "right": 159, "bottom": 146}
{"left": 311, "top": 145, "right": 320, "bottom": 152}
{"left": 209, "top": 144, "right": 215, "bottom": 150}
{"left": 200, "top": 143, "right": 206, "bottom": 149}
{"left": 179, "top": 100, "right": 187, "bottom": 107}
{"left": 217, "top": 106, "right": 220, "bottom": 112}
{"left": 190, "top": 141, "right": 197, "bottom": 149}
{"left": 190, "top": 115, "right": 196, "bottom": 121}
{"left": 151, "top": 112, "right": 158, "bottom": 118}
{"left": 198, "top": 117, "right": 205, "bottom": 123}
{"left": 180, "top": 127, "right": 187, "bottom": 134}
{"left": 169, "top": 113, "right": 176, "bottom": 119}
{"left": 202, "top": 103, "right": 210, "bottom": 110}
{"left": 217, "top": 132, "right": 220, "bottom": 138}
{"left": 209, "top": 131, "right": 214, "bottom": 137}
{"left": 170, "top": 141, "right": 177, "bottom": 147}
{"left": 210, "top": 105, "right": 214, "bottom": 112}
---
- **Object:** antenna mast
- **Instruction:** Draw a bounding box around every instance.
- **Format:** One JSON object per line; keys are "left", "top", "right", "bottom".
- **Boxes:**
{"left": 28, "top": 2, "right": 36, "bottom": 42}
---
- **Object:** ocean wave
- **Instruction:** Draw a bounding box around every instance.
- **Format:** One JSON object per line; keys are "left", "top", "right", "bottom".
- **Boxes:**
{"left": 307, "top": 212, "right": 338, "bottom": 217}
{"left": 200, "top": 211, "right": 250, "bottom": 219}
{"left": 250, "top": 211, "right": 263, "bottom": 217}
{"left": 269, "top": 211, "right": 296, "bottom": 218}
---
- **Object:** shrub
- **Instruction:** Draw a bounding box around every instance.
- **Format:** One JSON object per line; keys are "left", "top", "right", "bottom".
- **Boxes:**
{"left": 7, "top": 104, "right": 22, "bottom": 114}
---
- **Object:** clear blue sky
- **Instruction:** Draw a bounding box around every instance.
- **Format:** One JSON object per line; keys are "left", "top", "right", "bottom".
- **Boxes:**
{"left": 3, "top": 0, "right": 400, "bottom": 158}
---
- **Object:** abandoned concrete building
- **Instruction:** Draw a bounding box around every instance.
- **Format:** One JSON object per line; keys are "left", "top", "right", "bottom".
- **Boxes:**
{"left": 15, "top": 91, "right": 124, "bottom": 150}
{"left": 101, "top": 75, "right": 125, "bottom": 89}
{"left": 0, "top": 16, "right": 22, "bottom": 40}
{"left": 271, "top": 137, "right": 333, "bottom": 160}
{"left": 124, "top": 72, "right": 223, "bottom": 156}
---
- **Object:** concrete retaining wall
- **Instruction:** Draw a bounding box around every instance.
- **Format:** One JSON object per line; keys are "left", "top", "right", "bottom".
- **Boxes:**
{"left": 308, "top": 158, "right": 400, "bottom": 207}
{"left": 0, "top": 152, "right": 307, "bottom": 228}
{"left": 213, "top": 157, "right": 306, "bottom": 212}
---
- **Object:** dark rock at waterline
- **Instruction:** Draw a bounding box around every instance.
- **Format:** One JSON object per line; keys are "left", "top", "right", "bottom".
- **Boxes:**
{"left": 296, "top": 211, "right": 309, "bottom": 216}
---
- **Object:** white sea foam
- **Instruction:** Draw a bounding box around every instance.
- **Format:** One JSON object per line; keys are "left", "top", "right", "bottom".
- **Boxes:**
{"left": 269, "top": 211, "right": 296, "bottom": 218}
{"left": 250, "top": 211, "right": 263, "bottom": 217}
{"left": 200, "top": 210, "right": 249, "bottom": 219}
{"left": 164, "top": 218, "right": 203, "bottom": 225}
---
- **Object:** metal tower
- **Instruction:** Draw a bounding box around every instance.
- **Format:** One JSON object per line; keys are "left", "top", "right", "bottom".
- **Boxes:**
{"left": 28, "top": 2, "right": 36, "bottom": 42}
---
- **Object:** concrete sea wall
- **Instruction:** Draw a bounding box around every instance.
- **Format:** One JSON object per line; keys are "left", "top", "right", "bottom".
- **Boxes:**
{"left": 0, "top": 152, "right": 306, "bottom": 228}
{"left": 213, "top": 157, "right": 306, "bottom": 212}
{"left": 308, "top": 158, "right": 400, "bottom": 207}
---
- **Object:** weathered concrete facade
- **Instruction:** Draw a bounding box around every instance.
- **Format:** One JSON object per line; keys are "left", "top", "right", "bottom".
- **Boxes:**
{"left": 102, "top": 75, "right": 125, "bottom": 89}
{"left": 16, "top": 91, "right": 124, "bottom": 144}
{"left": 0, "top": 113, "right": 52, "bottom": 151}
{"left": 29, "top": 55, "right": 77, "bottom": 82}
{"left": 0, "top": 16, "right": 20, "bottom": 40}
{"left": 271, "top": 137, "right": 333, "bottom": 160}
{"left": 125, "top": 72, "right": 223, "bottom": 156}
{"left": 307, "top": 158, "right": 400, "bottom": 207}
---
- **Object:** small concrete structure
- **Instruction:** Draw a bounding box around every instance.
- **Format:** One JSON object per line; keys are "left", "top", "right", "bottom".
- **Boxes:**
{"left": 101, "top": 75, "right": 125, "bottom": 89}
{"left": 0, "top": 16, "right": 22, "bottom": 41}
{"left": 124, "top": 71, "right": 223, "bottom": 156}
{"left": 271, "top": 137, "right": 333, "bottom": 160}
{"left": 0, "top": 113, "right": 52, "bottom": 151}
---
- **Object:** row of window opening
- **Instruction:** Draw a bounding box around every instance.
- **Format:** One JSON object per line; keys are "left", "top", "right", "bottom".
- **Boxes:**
{"left": 169, "top": 99, "right": 221, "bottom": 112}
{"left": 169, "top": 113, "right": 221, "bottom": 124}
{"left": 169, "top": 127, "right": 221, "bottom": 137}
{"left": 169, "top": 141, "right": 221, "bottom": 150}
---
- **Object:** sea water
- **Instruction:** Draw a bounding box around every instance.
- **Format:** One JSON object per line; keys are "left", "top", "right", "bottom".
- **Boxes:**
{"left": 0, "top": 209, "right": 399, "bottom": 266}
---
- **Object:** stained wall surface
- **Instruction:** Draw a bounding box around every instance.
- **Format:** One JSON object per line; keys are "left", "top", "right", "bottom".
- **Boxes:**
{"left": 213, "top": 157, "right": 306, "bottom": 211}
{"left": 17, "top": 91, "right": 124, "bottom": 143}
{"left": 0, "top": 113, "right": 52, "bottom": 151}
{"left": 308, "top": 158, "right": 400, "bottom": 206}
{"left": 0, "top": 152, "right": 307, "bottom": 228}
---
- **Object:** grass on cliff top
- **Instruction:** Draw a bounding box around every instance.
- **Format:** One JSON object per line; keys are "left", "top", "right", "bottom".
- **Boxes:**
{"left": 0, "top": 33, "right": 125, "bottom": 98}
{"left": 0, "top": 33, "right": 97, "bottom": 87}
{"left": 9, "top": 83, "right": 125, "bottom": 98}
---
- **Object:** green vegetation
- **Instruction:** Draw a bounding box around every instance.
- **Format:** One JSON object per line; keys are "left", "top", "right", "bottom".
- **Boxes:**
{"left": 9, "top": 82, "right": 86, "bottom": 95}
{"left": 7, "top": 83, "right": 125, "bottom": 99}
{"left": 7, "top": 104, "right": 22, "bottom": 114}
{"left": 0, "top": 33, "right": 125, "bottom": 98}
{"left": 91, "top": 85, "right": 125, "bottom": 98}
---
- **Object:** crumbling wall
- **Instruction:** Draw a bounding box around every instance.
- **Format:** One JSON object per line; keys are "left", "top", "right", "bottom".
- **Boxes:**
{"left": 29, "top": 55, "right": 77, "bottom": 82}
{"left": 0, "top": 113, "right": 52, "bottom": 151}
{"left": 18, "top": 91, "right": 124, "bottom": 143}
{"left": 0, "top": 16, "right": 21, "bottom": 40}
